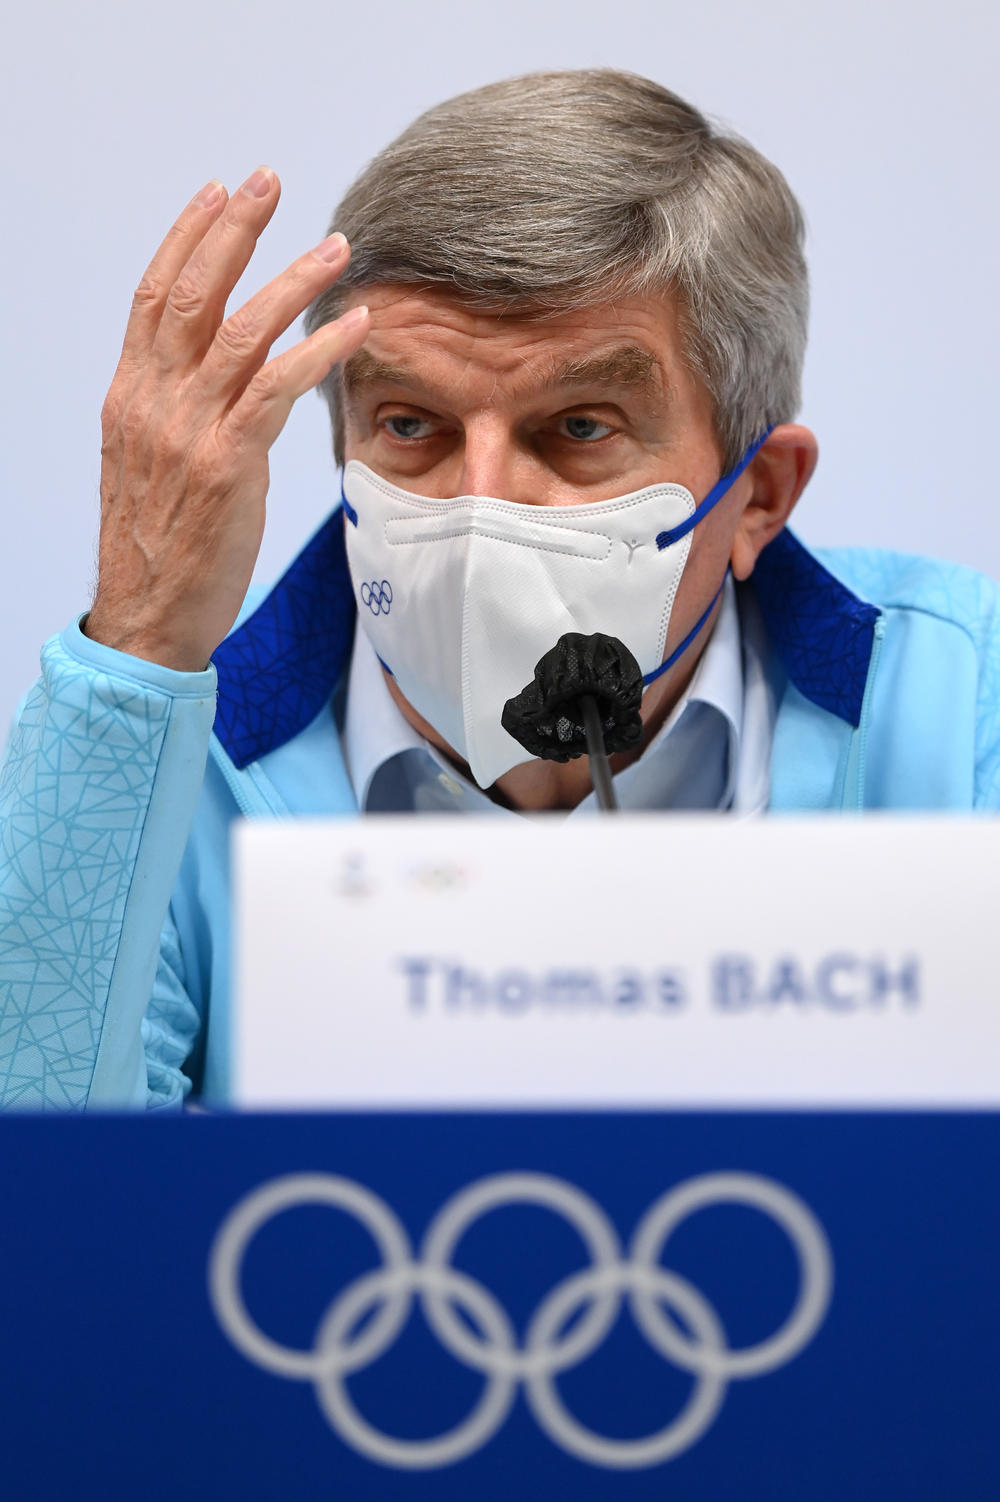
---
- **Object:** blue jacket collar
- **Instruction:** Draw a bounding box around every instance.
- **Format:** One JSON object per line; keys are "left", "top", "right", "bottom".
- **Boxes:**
{"left": 750, "top": 528, "right": 880, "bottom": 728}
{"left": 212, "top": 515, "right": 880, "bottom": 770}
{"left": 212, "top": 511, "right": 356, "bottom": 771}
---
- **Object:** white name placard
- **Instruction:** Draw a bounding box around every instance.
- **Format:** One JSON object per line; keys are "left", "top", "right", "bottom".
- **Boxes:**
{"left": 233, "top": 815, "right": 1000, "bottom": 1108}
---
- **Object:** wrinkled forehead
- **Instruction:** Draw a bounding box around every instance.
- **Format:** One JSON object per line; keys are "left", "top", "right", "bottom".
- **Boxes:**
{"left": 338, "top": 285, "right": 688, "bottom": 409}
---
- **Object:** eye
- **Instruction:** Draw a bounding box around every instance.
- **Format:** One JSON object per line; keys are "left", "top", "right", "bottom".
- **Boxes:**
{"left": 558, "top": 415, "right": 614, "bottom": 442}
{"left": 384, "top": 414, "right": 437, "bottom": 440}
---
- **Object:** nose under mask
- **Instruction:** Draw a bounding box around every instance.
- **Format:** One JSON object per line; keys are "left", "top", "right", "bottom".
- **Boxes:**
{"left": 341, "top": 436, "right": 767, "bottom": 789}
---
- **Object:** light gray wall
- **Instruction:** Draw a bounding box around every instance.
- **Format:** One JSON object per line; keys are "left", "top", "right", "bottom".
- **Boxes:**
{"left": 2, "top": 0, "right": 997, "bottom": 720}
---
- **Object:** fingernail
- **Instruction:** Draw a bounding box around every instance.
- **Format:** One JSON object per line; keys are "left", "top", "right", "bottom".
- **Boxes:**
{"left": 241, "top": 166, "right": 274, "bottom": 198}
{"left": 194, "top": 179, "right": 225, "bottom": 208}
{"left": 311, "top": 231, "right": 348, "bottom": 264}
{"left": 339, "top": 304, "right": 369, "bottom": 328}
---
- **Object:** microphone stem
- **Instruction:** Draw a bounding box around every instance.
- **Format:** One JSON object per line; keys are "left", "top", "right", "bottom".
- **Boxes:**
{"left": 580, "top": 695, "right": 619, "bottom": 813}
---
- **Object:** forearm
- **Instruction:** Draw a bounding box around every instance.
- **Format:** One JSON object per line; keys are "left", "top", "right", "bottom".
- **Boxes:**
{"left": 0, "top": 620, "right": 216, "bottom": 1109}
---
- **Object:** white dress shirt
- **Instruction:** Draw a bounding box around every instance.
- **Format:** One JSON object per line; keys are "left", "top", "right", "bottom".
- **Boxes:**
{"left": 342, "top": 575, "right": 777, "bottom": 817}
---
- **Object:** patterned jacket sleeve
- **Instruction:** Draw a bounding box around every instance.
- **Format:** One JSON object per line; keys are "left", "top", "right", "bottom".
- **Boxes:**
{"left": 0, "top": 621, "right": 217, "bottom": 1109}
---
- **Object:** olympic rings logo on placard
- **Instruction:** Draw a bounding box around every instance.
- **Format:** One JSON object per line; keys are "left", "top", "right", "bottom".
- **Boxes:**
{"left": 208, "top": 1170, "right": 833, "bottom": 1472}
{"left": 360, "top": 579, "right": 393, "bottom": 616}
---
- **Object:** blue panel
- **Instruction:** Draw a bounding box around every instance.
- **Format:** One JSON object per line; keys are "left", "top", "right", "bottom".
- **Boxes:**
{"left": 212, "top": 512, "right": 355, "bottom": 769}
{"left": 751, "top": 530, "right": 880, "bottom": 727}
{"left": 0, "top": 1112, "right": 996, "bottom": 1500}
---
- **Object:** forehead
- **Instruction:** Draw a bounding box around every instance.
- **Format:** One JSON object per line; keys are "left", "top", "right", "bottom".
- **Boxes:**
{"left": 341, "top": 285, "right": 692, "bottom": 406}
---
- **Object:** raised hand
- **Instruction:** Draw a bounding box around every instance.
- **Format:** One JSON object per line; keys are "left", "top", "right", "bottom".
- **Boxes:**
{"left": 87, "top": 167, "right": 368, "bottom": 671}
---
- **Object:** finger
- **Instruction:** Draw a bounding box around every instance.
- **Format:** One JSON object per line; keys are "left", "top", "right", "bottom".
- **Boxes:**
{"left": 192, "top": 232, "right": 351, "bottom": 405}
{"left": 114, "top": 179, "right": 229, "bottom": 382}
{"left": 152, "top": 165, "right": 282, "bottom": 373}
{"left": 223, "top": 305, "right": 370, "bottom": 452}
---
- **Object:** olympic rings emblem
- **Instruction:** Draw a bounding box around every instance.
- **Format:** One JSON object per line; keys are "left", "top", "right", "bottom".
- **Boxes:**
{"left": 208, "top": 1170, "right": 833, "bottom": 1472}
{"left": 360, "top": 579, "right": 393, "bottom": 616}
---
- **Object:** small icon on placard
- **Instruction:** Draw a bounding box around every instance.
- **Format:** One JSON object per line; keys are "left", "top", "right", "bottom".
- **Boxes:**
{"left": 333, "top": 852, "right": 375, "bottom": 900}
{"left": 403, "top": 860, "right": 471, "bottom": 895}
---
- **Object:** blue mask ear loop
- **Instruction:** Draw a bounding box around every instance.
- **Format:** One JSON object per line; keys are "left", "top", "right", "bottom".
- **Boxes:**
{"left": 654, "top": 427, "right": 772, "bottom": 551}
{"left": 643, "top": 427, "right": 773, "bottom": 688}
{"left": 642, "top": 573, "right": 728, "bottom": 686}
{"left": 340, "top": 467, "right": 359, "bottom": 528}
{"left": 341, "top": 466, "right": 388, "bottom": 670}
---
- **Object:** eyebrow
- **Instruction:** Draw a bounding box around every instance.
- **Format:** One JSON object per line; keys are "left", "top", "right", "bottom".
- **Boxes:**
{"left": 550, "top": 345, "right": 662, "bottom": 394}
{"left": 341, "top": 342, "right": 665, "bottom": 400}
{"left": 341, "top": 350, "right": 412, "bottom": 393}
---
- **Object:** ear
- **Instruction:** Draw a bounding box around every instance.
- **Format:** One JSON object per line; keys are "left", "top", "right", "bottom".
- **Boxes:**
{"left": 730, "top": 424, "right": 818, "bottom": 581}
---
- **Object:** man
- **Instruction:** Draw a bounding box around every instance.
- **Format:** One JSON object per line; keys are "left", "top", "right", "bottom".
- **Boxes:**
{"left": 2, "top": 70, "right": 998, "bottom": 1110}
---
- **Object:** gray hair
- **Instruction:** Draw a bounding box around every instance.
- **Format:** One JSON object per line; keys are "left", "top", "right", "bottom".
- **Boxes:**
{"left": 305, "top": 69, "right": 808, "bottom": 470}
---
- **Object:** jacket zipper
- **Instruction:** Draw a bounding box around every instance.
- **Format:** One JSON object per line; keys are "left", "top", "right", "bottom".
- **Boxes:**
{"left": 209, "top": 737, "right": 289, "bottom": 818}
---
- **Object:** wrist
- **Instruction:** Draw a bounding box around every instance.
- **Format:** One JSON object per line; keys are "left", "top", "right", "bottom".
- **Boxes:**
{"left": 82, "top": 609, "right": 211, "bottom": 673}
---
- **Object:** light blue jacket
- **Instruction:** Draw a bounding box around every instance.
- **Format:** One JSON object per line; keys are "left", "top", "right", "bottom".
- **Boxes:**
{"left": 2, "top": 519, "right": 999, "bottom": 1111}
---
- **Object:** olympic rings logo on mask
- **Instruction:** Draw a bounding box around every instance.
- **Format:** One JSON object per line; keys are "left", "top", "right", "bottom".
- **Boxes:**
{"left": 208, "top": 1170, "right": 833, "bottom": 1472}
{"left": 360, "top": 579, "right": 393, "bottom": 616}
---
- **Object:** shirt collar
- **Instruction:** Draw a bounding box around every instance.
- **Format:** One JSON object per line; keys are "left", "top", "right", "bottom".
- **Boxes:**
{"left": 678, "top": 572, "right": 743, "bottom": 750}
{"left": 343, "top": 621, "right": 426, "bottom": 809}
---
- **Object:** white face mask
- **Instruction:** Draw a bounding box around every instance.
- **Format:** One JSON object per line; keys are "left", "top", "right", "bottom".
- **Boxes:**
{"left": 341, "top": 440, "right": 764, "bottom": 789}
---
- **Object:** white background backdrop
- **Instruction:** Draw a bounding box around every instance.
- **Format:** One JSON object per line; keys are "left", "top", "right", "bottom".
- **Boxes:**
{"left": 2, "top": 0, "right": 997, "bottom": 720}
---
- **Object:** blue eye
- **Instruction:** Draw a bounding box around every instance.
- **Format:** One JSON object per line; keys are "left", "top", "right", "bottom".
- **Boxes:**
{"left": 386, "top": 415, "right": 432, "bottom": 439}
{"left": 561, "top": 416, "right": 613, "bottom": 442}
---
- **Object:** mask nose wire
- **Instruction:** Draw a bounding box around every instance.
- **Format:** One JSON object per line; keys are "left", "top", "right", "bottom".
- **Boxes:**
{"left": 341, "top": 430, "right": 771, "bottom": 537}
